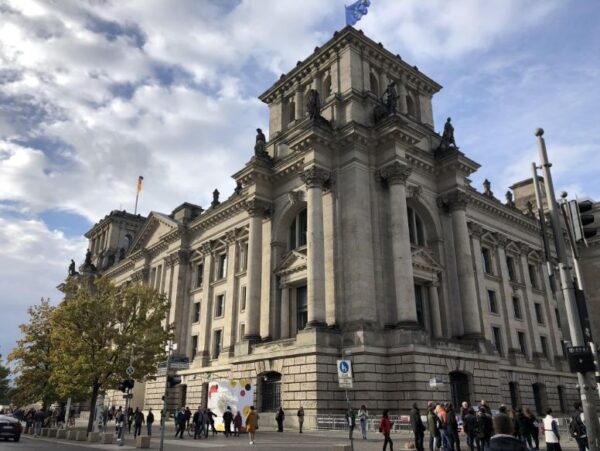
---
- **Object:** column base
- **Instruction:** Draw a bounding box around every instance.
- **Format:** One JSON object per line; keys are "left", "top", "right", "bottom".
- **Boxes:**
{"left": 305, "top": 320, "right": 328, "bottom": 330}
{"left": 395, "top": 320, "right": 421, "bottom": 330}
{"left": 243, "top": 334, "right": 262, "bottom": 344}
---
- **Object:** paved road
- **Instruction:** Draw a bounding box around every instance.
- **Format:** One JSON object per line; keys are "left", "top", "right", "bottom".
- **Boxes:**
{"left": 0, "top": 430, "right": 585, "bottom": 450}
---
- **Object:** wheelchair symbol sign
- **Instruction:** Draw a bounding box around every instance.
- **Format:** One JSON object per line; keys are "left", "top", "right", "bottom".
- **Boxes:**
{"left": 337, "top": 359, "right": 353, "bottom": 389}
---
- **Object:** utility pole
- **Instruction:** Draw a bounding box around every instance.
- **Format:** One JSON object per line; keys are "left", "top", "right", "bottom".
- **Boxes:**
{"left": 158, "top": 339, "right": 173, "bottom": 451}
{"left": 534, "top": 128, "right": 600, "bottom": 451}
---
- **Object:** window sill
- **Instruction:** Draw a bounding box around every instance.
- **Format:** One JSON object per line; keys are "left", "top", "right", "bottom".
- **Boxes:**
{"left": 190, "top": 286, "right": 204, "bottom": 294}
{"left": 235, "top": 269, "right": 247, "bottom": 277}
{"left": 214, "top": 315, "right": 225, "bottom": 320}
{"left": 484, "top": 273, "right": 502, "bottom": 282}
{"left": 211, "top": 278, "right": 227, "bottom": 288}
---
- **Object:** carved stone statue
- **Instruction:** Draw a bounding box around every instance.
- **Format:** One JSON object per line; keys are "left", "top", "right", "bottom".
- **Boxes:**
{"left": 307, "top": 89, "right": 321, "bottom": 120}
{"left": 119, "top": 247, "right": 126, "bottom": 260}
{"left": 383, "top": 82, "right": 398, "bottom": 114}
{"left": 505, "top": 190, "right": 515, "bottom": 207}
{"left": 211, "top": 189, "right": 220, "bottom": 208}
{"left": 254, "top": 128, "right": 266, "bottom": 156}
{"left": 483, "top": 179, "right": 493, "bottom": 197}
{"left": 234, "top": 181, "right": 243, "bottom": 195}
{"left": 84, "top": 249, "right": 92, "bottom": 267}
{"left": 438, "top": 117, "right": 457, "bottom": 151}
{"left": 68, "top": 259, "right": 77, "bottom": 276}
{"left": 526, "top": 200, "right": 535, "bottom": 217}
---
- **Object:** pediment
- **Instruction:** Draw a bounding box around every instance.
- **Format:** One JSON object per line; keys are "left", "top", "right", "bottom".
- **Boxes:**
{"left": 505, "top": 241, "right": 521, "bottom": 255}
{"left": 480, "top": 231, "right": 498, "bottom": 246}
{"left": 128, "top": 212, "right": 179, "bottom": 254}
{"left": 412, "top": 247, "right": 443, "bottom": 273}
{"left": 275, "top": 249, "right": 307, "bottom": 275}
{"left": 527, "top": 249, "right": 542, "bottom": 262}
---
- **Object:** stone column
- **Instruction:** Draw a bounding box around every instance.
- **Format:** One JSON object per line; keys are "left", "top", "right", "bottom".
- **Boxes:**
{"left": 300, "top": 166, "right": 329, "bottom": 328}
{"left": 223, "top": 232, "right": 238, "bottom": 355}
{"left": 260, "top": 215, "right": 273, "bottom": 341}
{"left": 429, "top": 280, "right": 443, "bottom": 338}
{"left": 397, "top": 74, "right": 408, "bottom": 115}
{"left": 280, "top": 283, "right": 290, "bottom": 339}
{"left": 496, "top": 238, "right": 518, "bottom": 355}
{"left": 198, "top": 242, "right": 214, "bottom": 364}
{"left": 323, "top": 184, "right": 338, "bottom": 327}
{"left": 294, "top": 88, "right": 303, "bottom": 120}
{"left": 443, "top": 192, "right": 482, "bottom": 338}
{"left": 377, "top": 161, "right": 418, "bottom": 327}
{"left": 518, "top": 244, "right": 542, "bottom": 358}
{"left": 243, "top": 199, "right": 270, "bottom": 340}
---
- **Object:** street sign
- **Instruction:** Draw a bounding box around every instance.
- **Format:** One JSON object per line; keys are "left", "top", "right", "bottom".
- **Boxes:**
{"left": 126, "top": 366, "right": 134, "bottom": 376}
{"left": 337, "top": 359, "right": 353, "bottom": 389}
{"left": 158, "top": 356, "right": 190, "bottom": 370}
{"left": 567, "top": 346, "right": 596, "bottom": 373}
{"left": 429, "top": 377, "right": 443, "bottom": 388}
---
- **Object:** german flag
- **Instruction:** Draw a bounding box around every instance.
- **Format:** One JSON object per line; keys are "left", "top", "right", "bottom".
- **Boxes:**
{"left": 137, "top": 176, "right": 144, "bottom": 194}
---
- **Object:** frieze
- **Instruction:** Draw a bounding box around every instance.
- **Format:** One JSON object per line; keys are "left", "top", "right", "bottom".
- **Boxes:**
{"left": 376, "top": 161, "right": 411, "bottom": 186}
{"left": 131, "top": 267, "right": 149, "bottom": 283}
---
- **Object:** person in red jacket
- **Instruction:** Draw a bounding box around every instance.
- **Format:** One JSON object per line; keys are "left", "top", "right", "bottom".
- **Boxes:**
{"left": 379, "top": 410, "right": 394, "bottom": 451}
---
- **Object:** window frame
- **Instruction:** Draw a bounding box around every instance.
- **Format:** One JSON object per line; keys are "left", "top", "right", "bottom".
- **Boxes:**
{"left": 492, "top": 326, "right": 503, "bottom": 355}
{"left": 217, "top": 253, "right": 228, "bottom": 280}
{"left": 482, "top": 247, "right": 493, "bottom": 275}
{"left": 215, "top": 294, "right": 225, "bottom": 318}
{"left": 212, "top": 329, "right": 223, "bottom": 359}
{"left": 540, "top": 336, "right": 549, "bottom": 358}
{"left": 512, "top": 296, "right": 522, "bottom": 319}
{"left": 517, "top": 331, "right": 528, "bottom": 357}
{"left": 196, "top": 263, "right": 204, "bottom": 288}
{"left": 506, "top": 256, "right": 516, "bottom": 281}
{"left": 296, "top": 285, "right": 308, "bottom": 331}
{"left": 528, "top": 263, "right": 538, "bottom": 289}
{"left": 488, "top": 290, "right": 498, "bottom": 314}
{"left": 193, "top": 302, "right": 201, "bottom": 323}
{"left": 534, "top": 303, "right": 544, "bottom": 324}
{"left": 191, "top": 335, "right": 198, "bottom": 360}
{"left": 289, "top": 209, "right": 308, "bottom": 251}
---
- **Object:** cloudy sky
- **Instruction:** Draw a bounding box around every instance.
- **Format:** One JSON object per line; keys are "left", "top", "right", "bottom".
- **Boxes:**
{"left": 0, "top": 0, "right": 598, "bottom": 360}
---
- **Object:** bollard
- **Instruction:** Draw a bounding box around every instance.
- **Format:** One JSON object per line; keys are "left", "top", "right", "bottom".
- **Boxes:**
{"left": 57, "top": 429, "right": 68, "bottom": 439}
{"left": 136, "top": 435, "right": 151, "bottom": 448}
{"left": 88, "top": 431, "right": 100, "bottom": 442}
{"left": 101, "top": 432, "right": 114, "bottom": 444}
{"left": 67, "top": 430, "right": 78, "bottom": 440}
{"left": 76, "top": 430, "right": 87, "bottom": 441}
{"left": 48, "top": 429, "right": 58, "bottom": 437}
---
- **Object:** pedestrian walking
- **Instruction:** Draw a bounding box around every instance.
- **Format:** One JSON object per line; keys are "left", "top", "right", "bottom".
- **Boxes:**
{"left": 570, "top": 402, "right": 587, "bottom": 451}
{"left": 185, "top": 406, "right": 192, "bottom": 429}
{"left": 116, "top": 409, "right": 125, "bottom": 442}
{"left": 126, "top": 407, "right": 133, "bottom": 433}
{"left": 33, "top": 408, "right": 44, "bottom": 437}
{"left": 462, "top": 408, "right": 478, "bottom": 451}
{"left": 276, "top": 407, "right": 285, "bottom": 432}
{"left": 175, "top": 407, "right": 186, "bottom": 439}
{"left": 447, "top": 403, "right": 459, "bottom": 451}
{"left": 358, "top": 405, "right": 369, "bottom": 439}
{"left": 297, "top": 406, "right": 305, "bottom": 434}
{"left": 410, "top": 403, "right": 426, "bottom": 451}
{"left": 524, "top": 407, "right": 540, "bottom": 450}
{"left": 345, "top": 407, "right": 356, "bottom": 441}
{"left": 233, "top": 411, "right": 242, "bottom": 436}
{"left": 193, "top": 406, "right": 204, "bottom": 439}
{"left": 437, "top": 403, "right": 450, "bottom": 450}
{"left": 543, "top": 408, "right": 561, "bottom": 451}
{"left": 133, "top": 407, "right": 144, "bottom": 438}
{"left": 223, "top": 406, "right": 233, "bottom": 437}
{"left": 476, "top": 408, "right": 493, "bottom": 451}
{"left": 379, "top": 409, "right": 394, "bottom": 451}
{"left": 489, "top": 414, "right": 528, "bottom": 451}
{"left": 427, "top": 402, "right": 440, "bottom": 451}
{"left": 206, "top": 408, "right": 217, "bottom": 436}
{"left": 246, "top": 405, "right": 258, "bottom": 445}
{"left": 146, "top": 408, "right": 154, "bottom": 436}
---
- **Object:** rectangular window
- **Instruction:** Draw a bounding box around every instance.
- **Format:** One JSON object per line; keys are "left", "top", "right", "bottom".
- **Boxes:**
{"left": 151, "top": 267, "right": 157, "bottom": 288}
{"left": 239, "top": 243, "right": 248, "bottom": 271}
{"left": 414, "top": 284, "right": 425, "bottom": 328}
{"left": 213, "top": 330, "right": 222, "bottom": 359}
{"left": 217, "top": 253, "right": 228, "bottom": 279}
{"left": 555, "top": 308, "right": 561, "bottom": 329}
{"left": 492, "top": 327, "right": 503, "bottom": 355}
{"left": 191, "top": 335, "right": 198, "bottom": 359}
{"left": 482, "top": 248, "right": 493, "bottom": 274}
{"left": 488, "top": 290, "right": 498, "bottom": 314}
{"left": 215, "top": 294, "right": 225, "bottom": 317}
{"left": 528, "top": 264, "right": 538, "bottom": 289}
{"left": 193, "top": 302, "right": 201, "bottom": 323}
{"left": 196, "top": 263, "right": 204, "bottom": 288}
{"left": 506, "top": 256, "right": 516, "bottom": 281}
{"left": 239, "top": 324, "right": 245, "bottom": 342}
{"left": 155, "top": 265, "right": 162, "bottom": 290}
{"left": 297, "top": 285, "right": 308, "bottom": 331}
{"left": 512, "top": 297, "right": 522, "bottom": 319}
{"left": 518, "top": 332, "right": 527, "bottom": 356}
{"left": 240, "top": 286, "right": 247, "bottom": 312}
{"left": 540, "top": 336, "right": 549, "bottom": 358}
{"left": 535, "top": 303, "right": 544, "bottom": 324}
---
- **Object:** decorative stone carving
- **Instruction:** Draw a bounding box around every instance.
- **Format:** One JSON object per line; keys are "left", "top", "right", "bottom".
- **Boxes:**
{"left": 494, "top": 233, "right": 509, "bottom": 247}
{"left": 407, "top": 185, "right": 422, "bottom": 199}
{"left": 225, "top": 229, "right": 239, "bottom": 244}
{"left": 437, "top": 117, "right": 458, "bottom": 151}
{"left": 468, "top": 222, "right": 484, "bottom": 238}
{"left": 300, "top": 166, "right": 331, "bottom": 189}
{"left": 288, "top": 190, "right": 305, "bottom": 206}
{"left": 526, "top": 201, "right": 535, "bottom": 217}
{"left": 437, "top": 190, "right": 470, "bottom": 211}
{"left": 376, "top": 161, "right": 411, "bottom": 186}
{"left": 244, "top": 198, "right": 272, "bottom": 217}
{"left": 483, "top": 179, "right": 494, "bottom": 197}
{"left": 131, "top": 267, "right": 149, "bottom": 282}
{"left": 199, "top": 241, "right": 215, "bottom": 256}
{"left": 68, "top": 259, "right": 78, "bottom": 277}
{"left": 306, "top": 89, "right": 320, "bottom": 120}
{"left": 234, "top": 181, "right": 243, "bottom": 195}
{"left": 211, "top": 189, "right": 220, "bottom": 208}
{"left": 165, "top": 250, "right": 189, "bottom": 267}
{"left": 254, "top": 128, "right": 267, "bottom": 156}
{"left": 383, "top": 82, "right": 398, "bottom": 114}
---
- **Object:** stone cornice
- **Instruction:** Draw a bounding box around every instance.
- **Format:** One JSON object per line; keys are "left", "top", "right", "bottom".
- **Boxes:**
{"left": 188, "top": 197, "right": 248, "bottom": 233}
{"left": 434, "top": 148, "right": 480, "bottom": 177}
{"left": 272, "top": 153, "right": 305, "bottom": 181}
{"left": 373, "top": 114, "right": 425, "bottom": 147}
{"left": 376, "top": 161, "right": 412, "bottom": 186}
{"left": 103, "top": 259, "right": 135, "bottom": 279}
{"left": 468, "top": 188, "right": 540, "bottom": 233}
{"left": 232, "top": 157, "right": 274, "bottom": 186}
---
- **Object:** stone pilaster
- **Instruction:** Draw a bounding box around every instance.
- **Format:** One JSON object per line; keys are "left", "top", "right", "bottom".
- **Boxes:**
{"left": 260, "top": 211, "right": 273, "bottom": 341}
{"left": 377, "top": 161, "right": 418, "bottom": 328}
{"left": 397, "top": 74, "right": 408, "bottom": 115}
{"left": 280, "top": 282, "right": 290, "bottom": 339}
{"left": 197, "top": 242, "right": 214, "bottom": 365}
{"left": 300, "top": 166, "right": 329, "bottom": 328}
{"left": 323, "top": 178, "right": 338, "bottom": 327}
{"left": 222, "top": 233, "right": 238, "bottom": 356}
{"left": 429, "top": 280, "right": 443, "bottom": 338}
{"left": 294, "top": 88, "right": 303, "bottom": 121}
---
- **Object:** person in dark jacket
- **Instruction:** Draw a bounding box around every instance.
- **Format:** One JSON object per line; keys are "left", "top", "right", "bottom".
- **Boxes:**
{"left": 571, "top": 402, "right": 588, "bottom": 451}
{"left": 175, "top": 407, "right": 186, "bottom": 439}
{"left": 275, "top": 407, "right": 285, "bottom": 432}
{"left": 427, "top": 403, "right": 440, "bottom": 451}
{"left": 447, "top": 403, "right": 460, "bottom": 451}
{"left": 223, "top": 406, "right": 234, "bottom": 437}
{"left": 476, "top": 408, "right": 493, "bottom": 451}
{"left": 146, "top": 408, "right": 154, "bottom": 436}
{"left": 410, "top": 403, "right": 425, "bottom": 451}
{"left": 133, "top": 407, "right": 144, "bottom": 438}
{"left": 463, "top": 408, "right": 478, "bottom": 451}
{"left": 206, "top": 408, "right": 217, "bottom": 436}
{"left": 127, "top": 407, "right": 134, "bottom": 433}
{"left": 523, "top": 407, "right": 539, "bottom": 450}
{"left": 192, "top": 406, "right": 204, "bottom": 439}
{"left": 345, "top": 407, "right": 356, "bottom": 441}
{"left": 489, "top": 414, "right": 528, "bottom": 451}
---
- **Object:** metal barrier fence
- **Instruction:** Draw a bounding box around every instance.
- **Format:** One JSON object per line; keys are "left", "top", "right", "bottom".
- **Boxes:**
{"left": 314, "top": 414, "right": 413, "bottom": 434}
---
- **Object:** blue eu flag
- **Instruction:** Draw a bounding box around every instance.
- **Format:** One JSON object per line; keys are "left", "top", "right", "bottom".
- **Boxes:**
{"left": 345, "top": 0, "right": 371, "bottom": 26}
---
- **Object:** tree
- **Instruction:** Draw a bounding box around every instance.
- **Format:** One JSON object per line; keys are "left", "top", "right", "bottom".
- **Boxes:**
{"left": 8, "top": 298, "right": 57, "bottom": 409}
{"left": 0, "top": 355, "right": 10, "bottom": 405}
{"left": 51, "top": 277, "right": 170, "bottom": 433}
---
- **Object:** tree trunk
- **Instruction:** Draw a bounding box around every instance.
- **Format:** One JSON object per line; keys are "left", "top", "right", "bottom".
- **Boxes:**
{"left": 87, "top": 382, "right": 100, "bottom": 434}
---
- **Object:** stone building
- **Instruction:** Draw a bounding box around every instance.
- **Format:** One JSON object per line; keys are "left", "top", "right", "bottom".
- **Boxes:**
{"left": 84, "top": 27, "right": 582, "bottom": 422}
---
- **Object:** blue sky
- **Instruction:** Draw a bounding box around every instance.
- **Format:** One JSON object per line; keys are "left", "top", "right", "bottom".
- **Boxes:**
{"left": 0, "top": 0, "right": 598, "bottom": 361}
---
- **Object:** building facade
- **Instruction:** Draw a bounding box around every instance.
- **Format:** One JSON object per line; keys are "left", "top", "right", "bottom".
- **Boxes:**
{"left": 84, "top": 27, "right": 582, "bottom": 421}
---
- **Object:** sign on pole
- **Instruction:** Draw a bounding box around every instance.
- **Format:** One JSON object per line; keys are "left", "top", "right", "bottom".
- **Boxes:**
{"left": 337, "top": 359, "right": 353, "bottom": 389}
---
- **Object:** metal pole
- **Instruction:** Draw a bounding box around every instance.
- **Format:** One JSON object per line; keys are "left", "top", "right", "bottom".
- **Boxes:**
{"left": 531, "top": 163, "right": 555, "bottom": 282}
{"left": 534, "top": 128, "right": 600, "bottom": 451}
{"left": 589, "top": 342, "right": 600, "bottom": 401}
{"left": 158, "top": 341, "right": 172, "bottom": 451}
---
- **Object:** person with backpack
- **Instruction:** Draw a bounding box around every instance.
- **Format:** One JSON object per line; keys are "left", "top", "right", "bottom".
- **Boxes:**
{"left": 427, "top": 402, "right": 440, "bottom": 451}
{"left": 379, "top": 409, "right": 395, "bottom": 451}
{"left": 570, "top": 402, "right": 588, "bottom": 451}
{"left": 223, "top": 406, "right": 234, "bottom": 437}
{"left": 192, "top": 406, "right": 204, "bottom": 439}
{"left": 476, "top": 408, "right": 493, "bottom": 451}
{"left": 446, "top": 403, "right": 459, "bottom": 451}
{"left": 410, "top": 402, "right": 426, "bottom": 451}
{"left": 437, "top": 403, "right": 450, "bottom": 450}
{"left": 462, "top": 408, "right": 478, "bottom": 451}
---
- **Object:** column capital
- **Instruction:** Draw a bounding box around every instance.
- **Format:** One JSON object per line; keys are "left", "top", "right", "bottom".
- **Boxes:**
{"left": 467, "top": 222, "right": 485, "bottom": 238}
{"left": 437, "top": 190, "right": 471, "bottom": 211}
{"left": 376, "top": 161, "right": 412, "bottom": 185}
{"left": 300, "top": 166, "right": 331, "bottom": 189}
{"left": 429, "top": 279, "right": 440, "bottom": 288}
{"left": 244, "top": 198, "right": 272, "bottom": 218}
{"left": 198, "top": 240, "right": 215, "bottom": 256}
{"left": 165, "top": 250, "right": 189, "bottom": 267}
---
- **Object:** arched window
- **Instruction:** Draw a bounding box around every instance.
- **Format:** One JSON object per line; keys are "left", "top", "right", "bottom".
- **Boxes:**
{"left": 557, "top": 385, "right": 568, "bottom": 413}
{"left": 122, "top": 234, "right": 132, "bottom": 250}
{"left": 532, "top": 383, "right": 548, "bottom": 415}
{"left": 259, "top": 372, "right": 282, "bottom": 412}
{"left": 369, "top": 72, "right": 379, "bottom": 97}
{"left": 407, "top": 207, "right": 425, "bottom": 246}
{"left": 322, "top": 74, "right": 332, "bottom": 99}
{"left": 406, "top": 95, "right": 416, "bottom": 117}
{"left": 289, "top": 209, "right": 307, "bottom": 250}
{"left": 449, "top": 371, "right": 470, "bottom": 409}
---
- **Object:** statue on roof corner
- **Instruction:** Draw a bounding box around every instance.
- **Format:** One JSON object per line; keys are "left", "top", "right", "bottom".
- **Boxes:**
{"left": 68, "top": 259, "right": 78, "bottom": 277}
{"left": 437, "top": 117, "right": 458, "bottom": 151}
{"left": 254, "top": 128, "right": 266, "bottom": 155}
{"left": 307, "top": 89, "right": 321, "bottom": 120}
{"left": 383, "top": 82, "right": 397, "bottom": 115}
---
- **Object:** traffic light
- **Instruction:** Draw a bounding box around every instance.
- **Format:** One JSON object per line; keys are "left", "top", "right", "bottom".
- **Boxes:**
{"left": 119, "top": 379, "right": 135, "bottom": 392}
{"left": 167, "top": 375, "right": 182, "bottom": 388}
{"left": 568, "top": 200, "right": 597, "bottom": 242}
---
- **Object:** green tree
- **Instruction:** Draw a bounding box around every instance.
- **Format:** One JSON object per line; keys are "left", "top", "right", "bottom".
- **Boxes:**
{"left": 0, "top": 355, "right": 10, "bottom": 405}
{"left": 51, "top": 277, "right": 170, "bottom": 432}
{"left": 8, "top": 298, "right": 57, "bottom": 408}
